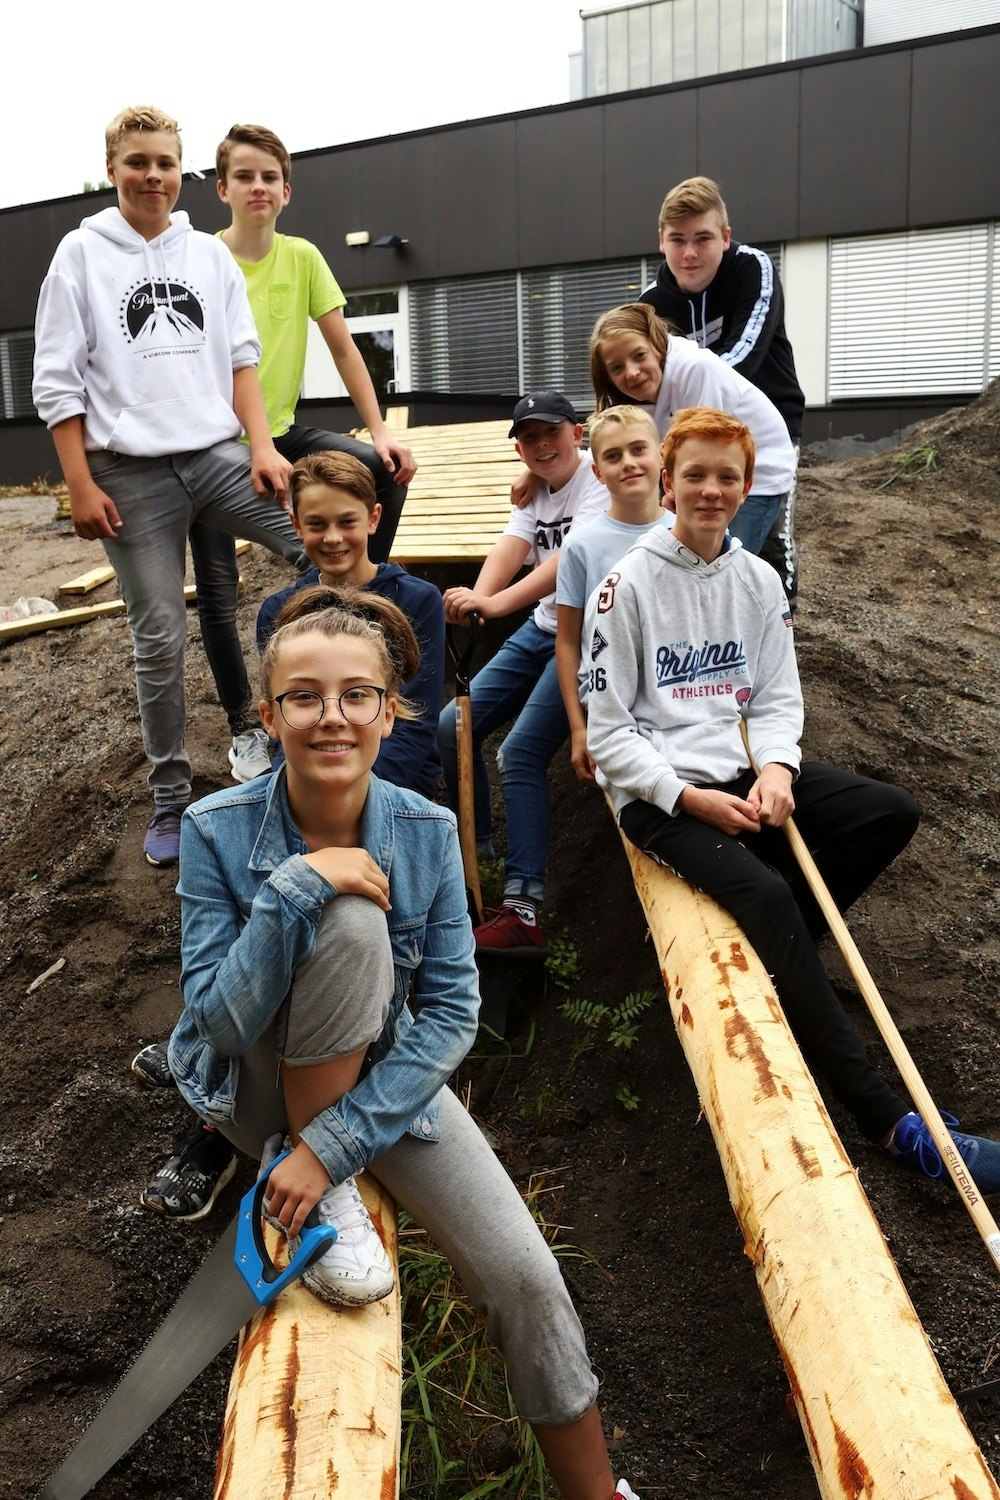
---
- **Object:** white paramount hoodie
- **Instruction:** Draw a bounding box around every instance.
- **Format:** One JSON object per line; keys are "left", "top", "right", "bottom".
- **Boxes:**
{"left": 585, "top": 525, "right": 803, "bottom": 820}
{"left": 32, "top": 208, "right": 261, "bottom": 457}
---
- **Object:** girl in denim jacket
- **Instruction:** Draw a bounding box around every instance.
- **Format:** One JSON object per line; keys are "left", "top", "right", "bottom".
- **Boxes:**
{"left": 169, "top": 586, "right": 635, "bottom": 1500}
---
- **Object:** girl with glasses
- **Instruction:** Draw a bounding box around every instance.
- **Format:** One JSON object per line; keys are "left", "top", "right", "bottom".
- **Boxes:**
{"left": 167, "top": 582, "right": 633, "bottom": 1500}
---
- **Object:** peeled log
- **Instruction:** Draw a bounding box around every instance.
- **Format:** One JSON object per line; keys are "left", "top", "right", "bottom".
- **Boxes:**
{"left": 214, "top": 1173, "right": 401, "bottom": 1500}
{"left": 619, "top": 831, "right": 999, "bottom": 1500}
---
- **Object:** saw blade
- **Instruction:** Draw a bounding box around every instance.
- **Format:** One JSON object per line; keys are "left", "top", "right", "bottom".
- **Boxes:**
{"left": 41, "top": 1214, "right": 258, "bottom": 1500}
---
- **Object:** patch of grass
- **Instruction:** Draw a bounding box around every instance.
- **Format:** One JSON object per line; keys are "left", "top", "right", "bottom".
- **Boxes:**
{"left": 875, "top": 442, "right": 938, "bottom": 490}
{"left": 398, "top": 1171, "right": 597, "bottom": 1498}
{"left": 476, "top": 855, "right": 506, "bottom": 910}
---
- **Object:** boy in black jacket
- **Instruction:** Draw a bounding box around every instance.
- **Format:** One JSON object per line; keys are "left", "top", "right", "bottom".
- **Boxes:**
{"left": 640, "top": 175, "right": 803, "bottom": 605}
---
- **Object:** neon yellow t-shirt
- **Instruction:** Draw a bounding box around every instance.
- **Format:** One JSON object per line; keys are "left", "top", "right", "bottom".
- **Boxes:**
{"left": 222, "top": 233, "right": 346, "bottom": 437}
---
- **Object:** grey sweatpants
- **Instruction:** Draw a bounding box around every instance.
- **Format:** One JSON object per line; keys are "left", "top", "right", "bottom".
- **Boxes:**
{"left": 218, "top": 896, "right": 598, "bottom": 1427}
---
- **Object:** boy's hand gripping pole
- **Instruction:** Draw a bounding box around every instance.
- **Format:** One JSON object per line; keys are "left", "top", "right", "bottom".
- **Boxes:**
{"left": 739, "top": 718, "right": 1000, "bottom": 1275}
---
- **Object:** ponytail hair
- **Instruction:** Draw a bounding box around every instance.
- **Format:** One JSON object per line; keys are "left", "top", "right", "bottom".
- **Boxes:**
{"left": 589, "top": 303, "right": 672, "bottom": 412}
{"left": 261, "top": 584, "right": 422, "bottom": 721}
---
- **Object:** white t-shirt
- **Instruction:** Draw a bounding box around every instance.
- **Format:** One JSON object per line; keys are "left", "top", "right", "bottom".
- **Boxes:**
{"left": 503, "top": 450, "right": 609, "bottom": 634}
{"left": 557, "top": 510, "right": 672, "bottom": 698}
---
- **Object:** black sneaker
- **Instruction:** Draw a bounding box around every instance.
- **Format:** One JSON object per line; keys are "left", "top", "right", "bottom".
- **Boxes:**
{"left": 131, "top": 1041, "right": 174, "bottom": 1089}
{"left": 141, "top": 1121, "right": 236, "bottom": 1222}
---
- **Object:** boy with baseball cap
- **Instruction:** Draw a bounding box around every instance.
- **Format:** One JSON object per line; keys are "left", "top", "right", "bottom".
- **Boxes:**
{"left": 438, "top": 390, "right": 608, "bottom": 950}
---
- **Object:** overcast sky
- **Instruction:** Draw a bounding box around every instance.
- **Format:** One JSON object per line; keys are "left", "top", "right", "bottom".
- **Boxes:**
{"left": 2, "top": 0, "right": 598, "bottom": 209}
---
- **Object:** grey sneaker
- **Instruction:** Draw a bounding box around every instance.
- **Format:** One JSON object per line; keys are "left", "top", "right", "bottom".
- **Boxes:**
{"left": 229, "top": 728, "right": 272, "bottom": 783}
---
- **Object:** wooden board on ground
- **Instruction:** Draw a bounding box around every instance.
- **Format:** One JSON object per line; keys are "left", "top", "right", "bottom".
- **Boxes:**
{"left": 616, "top": 822, "right": 1000, "bottom": 1499}
{"left": 58, "top": 566, "right": 116, "bottom": 596}
{"left": 58, "top": 541, "right": 251, "bottom": 596}
{"left": 0, "top": 581, "right": 240, "bottom": 642}
{"left": 356, "top": 420, "right": 520, "bottom": 563}
{"left": 214, "top": 1174, "right": 401, "bottom": 1500}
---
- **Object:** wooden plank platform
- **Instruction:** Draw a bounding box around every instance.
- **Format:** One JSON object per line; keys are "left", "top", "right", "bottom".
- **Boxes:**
{"left": 359, "top": 420, "right": 520, "bottom": 564}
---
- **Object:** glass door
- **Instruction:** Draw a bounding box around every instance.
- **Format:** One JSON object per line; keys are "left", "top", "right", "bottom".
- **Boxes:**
{"left": 301, "top": 287, "right": 410, "bottom": 400}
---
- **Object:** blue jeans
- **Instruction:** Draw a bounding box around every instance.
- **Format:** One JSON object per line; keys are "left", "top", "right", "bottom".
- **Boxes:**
{"left": 189, "top": 424, "right": 407, "bottom": 733}
{"left": 90, "top": 442, "right": 307, "bottom": 804}
{"left": 437, "top": 617, "right": 568, "bottom": 903}
{"left": 729, "top": 491, "right": 785, "bottom": 556}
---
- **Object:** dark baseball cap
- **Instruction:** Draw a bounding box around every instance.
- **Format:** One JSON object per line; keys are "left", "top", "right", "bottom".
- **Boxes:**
{"left": 508, "top": 390, "right": 579, "bottom": 437}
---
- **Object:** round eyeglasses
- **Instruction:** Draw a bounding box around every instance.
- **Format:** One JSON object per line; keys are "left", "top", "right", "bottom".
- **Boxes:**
{"left": 274, "top": 686, "right": 387, "bottom": 729}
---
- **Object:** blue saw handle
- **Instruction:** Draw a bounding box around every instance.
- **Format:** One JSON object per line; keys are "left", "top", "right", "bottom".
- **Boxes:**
{"left": 233, "top": 1148, "right": 336, "bottom": 1306}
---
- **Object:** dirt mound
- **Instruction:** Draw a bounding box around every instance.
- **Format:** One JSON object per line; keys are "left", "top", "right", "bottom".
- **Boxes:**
{"left": 1, "top": 387, "right": 998, "bottom": 1497}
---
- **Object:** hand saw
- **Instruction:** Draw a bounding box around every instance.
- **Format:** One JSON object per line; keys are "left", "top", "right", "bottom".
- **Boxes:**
{"left": 41, "top": 1148, "right": 335, "bottom": 1499}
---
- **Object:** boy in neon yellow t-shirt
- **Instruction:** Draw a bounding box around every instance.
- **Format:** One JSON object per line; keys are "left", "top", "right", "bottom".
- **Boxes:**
{"left": 190, "top": 123, "right": 416, "bottom": 785}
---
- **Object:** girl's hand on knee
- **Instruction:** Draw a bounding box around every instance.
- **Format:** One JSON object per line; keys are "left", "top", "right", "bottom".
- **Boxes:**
{"left": 302, "top": 848, "right": 391, "bottom": 909}
{"left": 264, "top": 1140, "right": 330, "bottom": 1236}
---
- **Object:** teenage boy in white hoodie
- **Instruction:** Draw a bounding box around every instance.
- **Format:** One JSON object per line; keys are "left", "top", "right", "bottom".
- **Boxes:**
{"left": 32, "top": 105, "right": 308, "bottom": 868}
{"left": 585, "top": 404, "right": 1000, "bottom": 1195}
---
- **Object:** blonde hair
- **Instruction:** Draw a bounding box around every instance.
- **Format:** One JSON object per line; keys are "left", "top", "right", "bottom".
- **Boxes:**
{"left": 216, "top": 123, "right": 291, "bottom": 184}
{"left": 588, "top": 406, "right": 660, "bottom": 462}
{"left": 660, "top": 406, "right": 755, "bottom": 488}
{"left": 289, "top": 451, "right": 377, "bottom": 516}
{"left": 106, "top": 105, "right": 181, "bottom": 163}
{"left": 589, "top": 303, "right": 671, "bottom": 412}
{"left": 657, "top": 176, "right": 728, "bottom": 236}
{"left": 261, "top": 585, "right": 420, "bottom": 720}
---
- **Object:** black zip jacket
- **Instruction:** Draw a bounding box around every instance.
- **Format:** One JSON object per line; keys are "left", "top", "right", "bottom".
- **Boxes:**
{"left": 640, "top": 240, "right": 805, "bottom": 440}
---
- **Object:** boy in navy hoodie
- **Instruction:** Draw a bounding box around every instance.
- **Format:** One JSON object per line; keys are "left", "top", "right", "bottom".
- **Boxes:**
{"left": 31, "top": 104, "right": 307, "bottom": 867}
{"left": 256, "top": 451, "right": 444, "bottom": 797}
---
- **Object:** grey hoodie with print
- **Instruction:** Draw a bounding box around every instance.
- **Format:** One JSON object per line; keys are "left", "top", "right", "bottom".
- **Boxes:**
{"left": 585, "top": 525, "right": 802, "bottom": 820}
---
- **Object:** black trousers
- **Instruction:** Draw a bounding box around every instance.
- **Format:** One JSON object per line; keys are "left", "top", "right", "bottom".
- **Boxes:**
{"left": 620, "top": 763, "right": 919, "bottom": 1141}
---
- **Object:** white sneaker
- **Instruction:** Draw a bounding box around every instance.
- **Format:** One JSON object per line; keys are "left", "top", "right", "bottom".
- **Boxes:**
{"left": 258, "top": 1135, "right": 394, "bottom": 1308}
{"left": 614, "top": 1483, "right": 639, "bottom": 1499}
{"left": 300, "top": 1174, "right": 394, "bottom": 1307}
{"left": 229, "top": 728, "right": 272, "bottom": 783}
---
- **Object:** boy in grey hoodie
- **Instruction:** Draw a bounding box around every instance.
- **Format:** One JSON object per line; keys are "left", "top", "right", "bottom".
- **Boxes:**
{"left": 32, "top": 104, "right": 307, "bottom": 868}
{"left": 586, "top": 404, "right": 1000, "bottom": 1195}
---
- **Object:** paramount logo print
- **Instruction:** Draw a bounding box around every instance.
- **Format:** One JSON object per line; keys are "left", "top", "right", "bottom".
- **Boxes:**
{"left": 119, "top": 279, "right": 206, "bottom": 350}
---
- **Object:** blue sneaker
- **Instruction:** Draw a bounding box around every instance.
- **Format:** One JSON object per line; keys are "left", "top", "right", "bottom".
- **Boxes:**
{"left": 888, "top": 1112, "right": 1000, "bottom": 1196}
{"left": 143, "top": 803, "right": 186, "bottom": 867}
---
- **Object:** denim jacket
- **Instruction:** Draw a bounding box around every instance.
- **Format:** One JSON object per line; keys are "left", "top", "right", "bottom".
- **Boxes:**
{"left": 168, "top": 769, "right": 481, "bottom": 1186}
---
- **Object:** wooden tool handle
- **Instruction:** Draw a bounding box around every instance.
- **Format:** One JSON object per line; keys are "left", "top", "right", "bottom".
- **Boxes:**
{"left": 739, "top": 721, "right": 1000, "bottom": 1271}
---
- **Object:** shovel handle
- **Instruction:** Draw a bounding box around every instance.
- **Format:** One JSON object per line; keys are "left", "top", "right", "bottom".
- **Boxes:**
{"left": 446, "top": 611, "right": 485, "bottom": 924}
{"left": 234, "top": 1149, "right": 337, "bottom": 1306}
